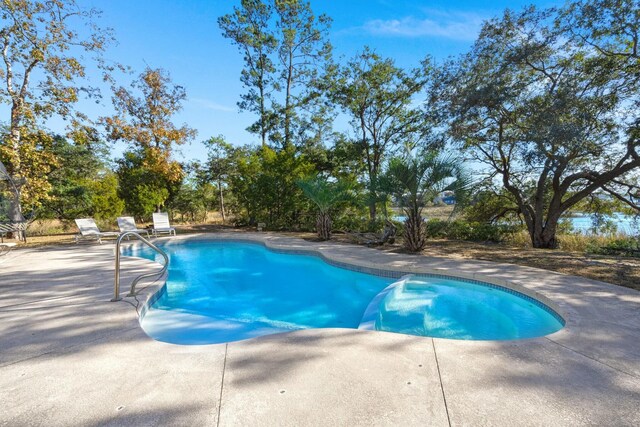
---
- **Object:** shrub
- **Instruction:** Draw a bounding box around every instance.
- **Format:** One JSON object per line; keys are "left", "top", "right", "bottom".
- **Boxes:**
{"left": 586, "top": 237, "right": 640, "bottom": 257}
{"left": 424, "top": 219, "right": 449, "bottom": 238}
{"left": 424, "top": 219, "right": 517, "bottom": 242}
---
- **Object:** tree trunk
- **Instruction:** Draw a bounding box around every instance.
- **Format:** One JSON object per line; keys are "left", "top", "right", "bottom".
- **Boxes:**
{"left": 6, "top": 105, "right": 25, "bottom": 229}
{"left": 530, "top": 224, "right": 560, "bottom": 249}
{"left": 259, "top": 71, "right": 267, "bottom": 148}
{"left": 368, "top": 203, "right": 376, "bottom": 222}
{"left": 218, "top": 178, "right": 225, "bottom": 223}
{"left": 316, "top": 211, "right": 331, "bottom": 241}
{"left": 10, "top": 103, "right": 22, "bottom": 171}
{"left": 284, "top": 51, "right": 293, "bottom": 148}
{"left": 6, "top": 193, "right": 23, "bottom": 222}
{"left": 531, "top": 233, "right": 558, "bottom": 249}
{"left": 6, "top": 192, "right": 25, "bottom": 240}
{"left": 528, "top": 214, "right": 560, "bottom": 249}
{"left": 0, "top": 158, "right": 26, "bottom": 240}
{"left": 404, "top": 208, "right": 426, "bottom": 252}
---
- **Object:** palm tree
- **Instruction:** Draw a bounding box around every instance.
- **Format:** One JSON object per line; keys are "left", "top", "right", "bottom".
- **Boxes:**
{"left": 385, "top": 152, "right": 469, "bottom": 252}
{"left": 297, "top": 175, "right": 352, "bottom": 241}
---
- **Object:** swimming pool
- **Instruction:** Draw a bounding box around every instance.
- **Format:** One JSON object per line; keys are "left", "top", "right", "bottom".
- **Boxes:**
{"left": 125, "top": 240, "right": 564, "bottom": 344}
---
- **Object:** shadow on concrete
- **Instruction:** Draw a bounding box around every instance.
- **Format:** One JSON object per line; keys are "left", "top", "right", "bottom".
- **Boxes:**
{"left": 0, "top": 245, "right": 163, "bottom": 366}
{"left": 226, "top": 328, "right": 430, "bottom": 387}
{"left": 1, "top": 238, "right": 639, "bottom": 426}
{"left": 434, "top": 338, "right": 640, "bottom": 425}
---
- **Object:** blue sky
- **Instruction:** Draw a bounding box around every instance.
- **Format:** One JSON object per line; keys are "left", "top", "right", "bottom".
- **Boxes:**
{"left": 69, "top": 0, "right": 559, "bottom": 162}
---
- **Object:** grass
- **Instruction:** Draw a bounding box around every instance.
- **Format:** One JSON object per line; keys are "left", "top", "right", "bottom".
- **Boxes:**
{"left": 504, "top": 229, "right": 636, "bottom": 252}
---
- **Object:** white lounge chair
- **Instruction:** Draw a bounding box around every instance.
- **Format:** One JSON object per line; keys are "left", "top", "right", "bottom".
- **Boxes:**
{"left": 117, "top": 216, "right": 150, "bottom": 238}
{"left": 152, "top": 212, "right": 176, "bottom": 237}
{"left": 74, "top": 218, "right": 120, "bottom": 244}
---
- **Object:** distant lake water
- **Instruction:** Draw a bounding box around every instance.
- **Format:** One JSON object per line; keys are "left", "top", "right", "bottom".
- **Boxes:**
{"left": 566, "top": 213, "right": 637, "bottom": 235}
{"left": 394, "top": 212, "right": 639, "bottom": 235}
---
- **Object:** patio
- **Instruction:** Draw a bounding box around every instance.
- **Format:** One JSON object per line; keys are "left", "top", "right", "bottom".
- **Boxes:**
{"left": 1, "top": 233, "right": 638, "bottom": 426}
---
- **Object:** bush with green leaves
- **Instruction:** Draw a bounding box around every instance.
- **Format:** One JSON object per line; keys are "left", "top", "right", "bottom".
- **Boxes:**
{"left": 227, "top": 146, "right": 315, "bottom": 229}
{"left": 424, "top": 219, "right": 517, "bottom": 242}
{"left": 89, "top": 174, "right": 125, "bottom": 221}
{"left": 586, "top": 237, "right": 640, "bottom": 257}
{"left": 41, "top": 135, "right": 124, "bottom": 221}
{"left": 116, "top": 150, "right": 181, "bottom": 220}
{"left": 297, "top": 175, "right": 353, "bottom": 240}
{"left": 169, "top": 184, "right": 205, "bottom": 222}
{"left": 384, "top": 152, "right": 470, "bottom": 252}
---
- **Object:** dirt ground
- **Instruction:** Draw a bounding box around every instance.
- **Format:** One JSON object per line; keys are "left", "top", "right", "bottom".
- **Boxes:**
{"left": 328, "top": 233, "right": 640, "bottom": 292}
{"left": 410, "top": 239, "right": 639, "bottom": 291}
{"left": 4, "top": 223, "right": 638, "bottom": 292}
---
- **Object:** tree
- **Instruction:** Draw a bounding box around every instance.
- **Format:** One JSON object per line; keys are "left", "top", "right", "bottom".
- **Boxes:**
{"left": 184, "top": 161, "right": 218, "bottom": 223}
{"left": 225, "top": 144, "right": 314, "bottom": 228}
{"left": 562, "top": 0, "right": 640, "bottom": 211}
{"left": 42, "top": 132, "right": 117, "bottom": 220}
{"left": 115, "top": 151, "right": 177, "bottom": 220}
{"left": 440, "top": 3, "right": 640, "bottom": 248}
{"left": 0, "top": 0, "right": 112, "bottom": 223}
{"left": 219, "top": 0, "right": 277, "bottom": 147}
{"left": 203, "top": 135, "right": 235, "bottom": 222}
{"left": 225, "top": 144, "right": 262, "bottom": 223}
{"left": 297, "top": 175, "right": 351, "bottom": 240}
{"left": 89, "top": 173, "right": 124, "bottom": 221}
{"left": 0, "top": 127, "right": 57, "bottom": 220}
{"left": 219, "top": 0, "right": 333, "bottom": 149}
{"left": 332, "top": 48, "right": 429, "bottom": 221}
{"left": 170, "top": 183, "right": 203, "bottom": 222}
{"left": 103, "top": 67, "right": 196, "bottom": 215}
{"left": 463, "top": 186, "right": 522, "bottom": 225}
{"left": 273, "top": 0, "right": 332, "bottom": 149}
{"left": 384, "top": 152, "right": 468, "bottom": 252}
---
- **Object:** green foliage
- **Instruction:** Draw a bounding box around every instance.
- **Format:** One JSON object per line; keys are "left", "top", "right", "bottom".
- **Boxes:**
{"left": 129, "top": 185, "right": 169, "bottom": 220}
{"left": 105, "top": 68, "right": 195, "bottom": 220}
{"left": 182, "top": 163, "right": 219, "bottom": 222}
{"left": 226, "top": 145, "right": 314, "bottom": 228}
{"left": 383, "top": 151, "right": 470, "bottom": 251}
{"left": 116, "top": 150, "right": 177, "bottom": 220}
{"left": 219, "top": 0, "right": 333, "bottom": 149}
{"left": 439, "top": 1, "right": 640, "bottom": 249}
{"left": 202, "top": 136, "right": 235, "bottom": 221}
{"left": 0, "top": 0, "right": 113, "bottom": 222}
{"left": 586, "top": 237, "right": 640, "bottom": 258}
{"left": 89, "top": 174, "right": 125, "bottom": 221}
{"left": 4, "top": 0, "right": 639, "bottom": 247}
{"left": 169, "top": 184, "right": 205, "bottom": 222}
{"left": 0, "top": 128, "right": 58, "bottom": 216}
{"left": 463, "top": 188, "right": 521, "bottom": 224}
{"left": 331, "top": 48, "right": 430, "bottom": 220}
{"left": 425, "top": 219, "right": 517, "bottom": 242}
{"left": 218, "top": 0, "right": 278, "bottom": 147}
{"left": 297, "top": 174, "right": 353, "bottom": 240}
{"left": 297, "top": 175, "right": 352, "bottom": 214}
{"left": 41, "top": 135, "right": 107, "bottom": 220}
{"left": 331, "top": 212, "right": 371, "bottom": 233}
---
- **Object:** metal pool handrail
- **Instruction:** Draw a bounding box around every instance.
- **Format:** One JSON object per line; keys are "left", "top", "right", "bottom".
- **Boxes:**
{"left": 112, "top": 231, "right": 169, "bottom": 302}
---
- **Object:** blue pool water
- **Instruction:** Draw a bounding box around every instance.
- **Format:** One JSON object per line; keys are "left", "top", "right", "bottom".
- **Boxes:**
{"left": 125, "top": 240, "right": 564, "bottom": 344}
{"left": 372, "top": 277, "right": 564, "bottom": 340}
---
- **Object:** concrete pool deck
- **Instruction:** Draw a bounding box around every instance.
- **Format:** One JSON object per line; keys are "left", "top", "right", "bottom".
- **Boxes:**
{"left": 0, "top": 233, "right": 638, "bottom": 426}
